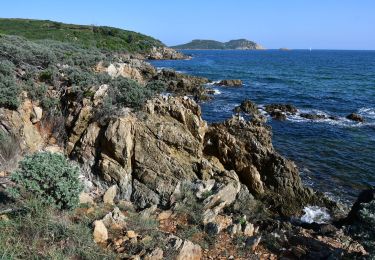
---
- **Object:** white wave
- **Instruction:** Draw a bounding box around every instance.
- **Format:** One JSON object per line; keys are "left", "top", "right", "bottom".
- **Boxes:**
{"left": 284, "top": 108, "right": 371, "bottom": 127}
{"left": 358, "top": 107, "right": 375, "bottom": 119}
{"left": 300, "top": 206, "right": 331, "bottom": 224}
{"left": 212, "top": 88, "right": 221, "bottom": 95}
{"left": 205, "top": 80, "right": 221, "bottom": 86}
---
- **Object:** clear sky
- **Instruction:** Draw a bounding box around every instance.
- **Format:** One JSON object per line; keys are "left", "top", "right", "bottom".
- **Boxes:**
{"left": 1, "top": 0, "right": 374, "bottom": 50}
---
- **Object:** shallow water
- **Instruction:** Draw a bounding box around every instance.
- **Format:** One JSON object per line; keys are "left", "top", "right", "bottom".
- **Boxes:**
{"left": 150, "top": 50, "right": 375, "bottom": 203}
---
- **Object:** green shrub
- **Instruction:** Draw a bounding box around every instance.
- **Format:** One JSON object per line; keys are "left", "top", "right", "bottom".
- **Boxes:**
{"left": 146, "top": 80, "right": 167, "bottom": 93}
{"left": 0, "top": 60, "right": 15, "bottom": 76}
{"left": 9, "top": 152, "right": 83, "bottom": 209}
{"left": 0, "top": 75, "right": 20, "bottom": 109}
{"left": 63, "top": 66, "right": 99, "bottom": 88}
{"left": 0, "top": 35, "right": 57, "bottom": 68}
{"left": 38, "top": 66, "right": 58, "bottom": 85}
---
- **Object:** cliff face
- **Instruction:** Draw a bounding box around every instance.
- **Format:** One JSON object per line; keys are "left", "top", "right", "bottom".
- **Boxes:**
{"left": 172, "top": 39, "right": 264, "bottom": 50}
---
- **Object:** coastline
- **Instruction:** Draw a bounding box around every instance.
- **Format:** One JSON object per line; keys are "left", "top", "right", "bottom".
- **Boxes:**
{"left": 0, "top": 34, "right": 373, "bottom": 258}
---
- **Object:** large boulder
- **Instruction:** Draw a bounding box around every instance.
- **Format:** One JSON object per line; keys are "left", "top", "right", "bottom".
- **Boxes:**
{"left": 234, "top": 99, "right": 259, "bottom": 115}
{"left": 204, "top": 116, "right": 315, "bottom": 215}
{"left": 71, "top": 96, "right": 207, "bottom": 209}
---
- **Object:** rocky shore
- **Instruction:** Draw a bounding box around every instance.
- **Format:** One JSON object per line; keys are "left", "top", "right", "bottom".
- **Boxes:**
{"left": 1, "top": 42, "right": 374, "bottom": 259}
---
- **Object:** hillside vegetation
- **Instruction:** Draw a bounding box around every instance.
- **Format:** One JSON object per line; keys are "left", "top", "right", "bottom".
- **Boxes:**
{"left": 0, "top": 18, "right": 163, "bottom": 53}
{"left": 172, "top": 39, "right": 264, "bottom": 50}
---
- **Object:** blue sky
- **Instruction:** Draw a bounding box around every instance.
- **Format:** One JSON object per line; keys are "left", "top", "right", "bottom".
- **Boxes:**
{"left": 1, "top": 0, "right": 374, "bottom": 50}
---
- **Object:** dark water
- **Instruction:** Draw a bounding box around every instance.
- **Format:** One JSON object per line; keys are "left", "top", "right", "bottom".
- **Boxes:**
{"left": 150, "top": 50, "right": 375, "bottom": 203}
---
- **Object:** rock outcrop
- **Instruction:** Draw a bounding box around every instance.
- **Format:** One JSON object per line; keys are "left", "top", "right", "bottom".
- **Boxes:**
{"left": 67, "top": 93, "right": 320, "bottom": 215}
{"left": 204, "top": 116, "right": 317, "bottom": 215}
{"left": 71, "top": 96, "right": 207, "bottom": 208}
{"left": 153, "top": 69, "right": 209, "bottom": 97}
{"left": 147, "top": 47, "right": 190, "bottom": 60}
{"left": 346, "top": 113, "right": 365, "bottom": 123}
{"left": 218, "top": 79, "right": 243, "bottom": 87}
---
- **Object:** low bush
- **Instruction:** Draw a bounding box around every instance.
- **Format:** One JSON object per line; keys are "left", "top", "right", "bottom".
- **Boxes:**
{"left": 0, "top": 60, "right": 15, "bottom": 76}
{"left": 8, "top": 152, "right": 83, "bottom": 209}
{"left": 0, "top": 75, "right": 20, "bottom": 109}
{"left": 0, "top": 35, "right": 57, "bottom": 68}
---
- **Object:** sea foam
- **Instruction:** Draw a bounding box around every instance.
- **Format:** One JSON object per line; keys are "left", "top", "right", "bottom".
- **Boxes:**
{"left": 300, "top": 206, "right": 331, "bottom": 224}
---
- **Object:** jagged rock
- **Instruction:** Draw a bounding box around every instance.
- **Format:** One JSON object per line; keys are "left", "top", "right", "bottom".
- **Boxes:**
{"left": 269, "top": 111, "right": 287, "bottom": 120}
{"left": 227, "top": 223, "right": 242, "bottom": 237}
{"left": 93, "top": 220, "right": 108, "bottom": 243}
{"left": 204, "top": 115, "right": 316, "bottom": 215}
{"left": 139, "top": 205, "right": 158, "bottom": 218}
{"left": 234, "top": 100, "right": 259, "bottom": 115}
{"left": 346, "top": 113, "right": 365, "bottom": 122}
{"left": 245, "top": 236, "right": 262, "bottom": 252}
{"left": 93, "top": 84, "right": 108, "bottom": 106}
{"left": 345, "top": 189, "right": 375, "bottom": 255}
{"left": 132, "top": 180, "right": 160, "bottom": 209}
{"left": 31, "top": 106, "right": 43, "bottom": 124}
{"left": 300, "top": 113, "right": 327, "bottom": 120}
{"left": 265, "top": 104, "right": 298, "bottom": 114}
{"left": 243, "top": 222, "right": 255, "bottom": 236}
{"left": 147, "top": 47, "right": 190, "bottom": 60}
{"left": 79, "top": 192, "right": 94, "bottom": 204}
{"left": 195, "top": 179, "right": 215, "bottom": 199}
{"left": 103, "top": 185, "right": 117, "bottom": 205}
{"left": 205, "top": 215, "right": 232, "bottom": 235}
{"left": 218, "top": 79, "right": 243, "bottom": 87}
{"left": 102, "top": 207, "right": 127, "bottom": 229}
{"left": 96, "top": 59, "right": 156, "bottom": 83}
{"left": 176, "top": 240, "right": 202, "bottom": 260}
{"left": 0, "top": 100, "right": 43, "bottom": 153}
{"left": 203, "top": 177, "right": 240, "bottom": 224}
{"left": 153, "top": 69, "right": 209, "bottom": 96}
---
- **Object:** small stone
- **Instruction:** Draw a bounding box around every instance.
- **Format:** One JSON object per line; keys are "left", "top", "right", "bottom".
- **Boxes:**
{"left": 103, "top": 185, "right": 117, "bottom": 205}
{"left": 243, "top": 223, "right": 255, "bottom": 237}
{"left": 93, "top": 220, "right": 108, "bottom": 243}
{"left": 157, "top": 210, "right": 173, "bottom": 221}
{"left": 127, "top": 230, "right": 137, "bottom": 238}
{"left": 0, "top": 215, "right": 9, "bottom": 221}
{"left": 79, "top": 192, "right": 94, "bottom": 205}
{"left": 31, "top": 106, "right": 43, "bottom": 123}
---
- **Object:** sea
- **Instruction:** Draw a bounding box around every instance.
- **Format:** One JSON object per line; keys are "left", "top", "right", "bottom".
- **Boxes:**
{"left": 150, "top": 50, "right": 375, "bottom": 204}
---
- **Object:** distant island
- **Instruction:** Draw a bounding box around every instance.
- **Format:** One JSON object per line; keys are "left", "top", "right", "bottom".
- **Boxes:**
{"left": 171, "top": 39, "right": 265, "bottom": 50}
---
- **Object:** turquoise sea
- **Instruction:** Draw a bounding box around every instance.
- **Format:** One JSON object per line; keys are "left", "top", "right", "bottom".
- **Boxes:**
{"left": 150, "top": 50, "right": 375, "bottom": 204}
